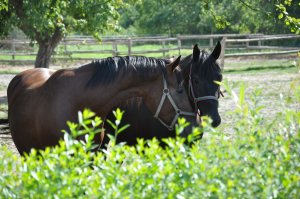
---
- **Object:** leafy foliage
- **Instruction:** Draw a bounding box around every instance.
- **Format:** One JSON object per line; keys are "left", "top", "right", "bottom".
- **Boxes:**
{"left": 1, "top": 81, "right": 299, "bottom": 198}
{"left": 119, "top": 0, "right": 299, "bottom": 35}
{"left": 1, "top": 0, "right": 124, "bottom": 39}
{"left": 0, "top": 0, "right": 7, "bottom": 10}
{"left": 276, "top": 0, "right": 300, "bottom": 34}
{"left": 0, "top": 0, "right": 127, "bottom": 67}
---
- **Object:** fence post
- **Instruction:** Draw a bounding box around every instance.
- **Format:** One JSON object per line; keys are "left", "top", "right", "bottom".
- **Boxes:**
{"left": 220, "top": 37, "right": 227, "bottom": 70}
{"left": 64, "top": 37, "right": 67, "bottom": 56}
{"left": 11, "top": 37, "right": 16, "bottom": 65}
{"left": 245, "top": 35, "right": 249, "bottom": 49}
{"left": 177, "top": 35, "right": 181, "bottom": 55}
{"left": 127, "top": 38, "right": 132, "bottom": 56}
{"left": 258, "top": 37, "right": 262, "bottom": 47}
{"left": 112, "top": 42, "right": 118, "bottom": 56}
{"left": 210, "top": 38, "right": 214, "bottom": 48}
{"left": 162, "top": 40, "right": 166, "bottom": 57}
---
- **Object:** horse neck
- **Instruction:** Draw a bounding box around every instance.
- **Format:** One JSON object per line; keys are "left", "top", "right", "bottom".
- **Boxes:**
{"left": 77, "top": 64, "right": 163, "bottom": 117}
{"left": 180, "top": 55, "right": 192, "bottom": 78}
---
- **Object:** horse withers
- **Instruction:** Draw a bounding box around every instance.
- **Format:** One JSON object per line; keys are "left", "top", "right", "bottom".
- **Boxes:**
{"left": 104, "top": 42, "right": 223, "bottom": 145}
{"left": 7, "top": 56, "right": 197, "bottom": 155}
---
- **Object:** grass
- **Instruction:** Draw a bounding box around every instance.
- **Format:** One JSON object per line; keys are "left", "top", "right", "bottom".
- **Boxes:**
{"left": 0, "top": 43, "right": 182, "bottom": 61}
{"left": 55, "top": 43, "right": 183, "bottom": 59}
{"left": 5, "top": 43, "right": 275, "bottom": 61}
{"left": 224, "top": 64, "right": 297, "bottom": 74}
{"left": 1, "top": 42, "right": 298, "bottom": 73}
{"left": 0, "top": 104, "right": 7, "bottom": 120}
{"left": 0, "top": 70, "right": 20, "bottom": 75}
{"left": 224, "top": 59, "right": 299, "bottom": 74}
{"left": 0, "top": 83, "right": 6, "bottom": 91}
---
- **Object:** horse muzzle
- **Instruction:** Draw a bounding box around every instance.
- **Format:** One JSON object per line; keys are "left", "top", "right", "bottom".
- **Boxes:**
{"left": 200, "top": 111, "right": 221, "bottom": 127}
{"left": 211, "top": 115, "right": 221, "bottom": 127}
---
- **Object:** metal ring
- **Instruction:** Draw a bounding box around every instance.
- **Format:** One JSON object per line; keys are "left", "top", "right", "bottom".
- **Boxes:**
{"left": 163, "top": 88, "right": 169, "bottom": 94}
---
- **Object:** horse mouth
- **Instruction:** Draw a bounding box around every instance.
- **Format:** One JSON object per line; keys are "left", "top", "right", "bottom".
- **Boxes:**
{"left": 199, "top": 112, "right": 221, "bottom": 127}
{"left": 211, "top": 115, "right": 221, "bottom": 127}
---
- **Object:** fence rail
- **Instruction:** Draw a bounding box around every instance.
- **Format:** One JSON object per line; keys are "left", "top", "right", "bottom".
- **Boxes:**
{"left": 0, "top": 34, "right": 299, "bottom": 68}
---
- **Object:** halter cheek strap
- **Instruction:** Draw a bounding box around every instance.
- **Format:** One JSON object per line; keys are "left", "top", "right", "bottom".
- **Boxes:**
{"left": 154, "top": 75, "right": 196, "bottom": 131}
{"left": 189, "top": 80, "right": 218, "bottom": 103}
{"left": 189, "top": 68, "right": 219, "bottom": 114}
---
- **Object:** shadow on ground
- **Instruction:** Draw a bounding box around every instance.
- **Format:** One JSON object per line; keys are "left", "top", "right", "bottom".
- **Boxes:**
{"left": 225, "top": 65, "right": 296, "bottom": 73}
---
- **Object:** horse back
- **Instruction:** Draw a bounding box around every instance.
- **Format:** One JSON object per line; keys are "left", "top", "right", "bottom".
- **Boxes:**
{"left": 7, "top": 68, "right": 54, "bottom": 104}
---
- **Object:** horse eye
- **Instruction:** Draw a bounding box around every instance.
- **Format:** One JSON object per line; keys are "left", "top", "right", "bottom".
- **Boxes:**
{"left": 177, "top": 86, "right": 184, "bottom": 93}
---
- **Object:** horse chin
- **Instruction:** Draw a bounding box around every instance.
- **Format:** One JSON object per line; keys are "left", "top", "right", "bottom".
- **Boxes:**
{"left": 211, "top": 115, "right": 221, "bottom": 127}
{"left": 179, "top": 118, "right": 198, "bottom": 138}
{"left": 200, "top": 112, "right": 221, "bottom": 127}
{"left": 180, "top": 126, "right": 193, "bottom": 139}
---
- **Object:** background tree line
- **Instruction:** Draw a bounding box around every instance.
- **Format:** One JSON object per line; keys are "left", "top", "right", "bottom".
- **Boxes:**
{"left": 0, "top": 0, "right": 299, "bottom": 68}
{"left": 118, "top": 0, "right": 299, "bottom": 36}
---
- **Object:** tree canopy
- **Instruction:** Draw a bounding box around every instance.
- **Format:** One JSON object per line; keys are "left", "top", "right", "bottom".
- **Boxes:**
{"left": 119, "top": 0, "right": 300, "bottom": 35}
{"left": 0, "top": 0, "right": 299, "bottom": 68}
{"left": 0, "top": 0, "right": 125, "bottom": 68}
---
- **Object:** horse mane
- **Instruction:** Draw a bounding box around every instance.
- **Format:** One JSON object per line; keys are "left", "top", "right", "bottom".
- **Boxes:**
{"left": 85, "top": 56, "right": 170, "bottom": 87}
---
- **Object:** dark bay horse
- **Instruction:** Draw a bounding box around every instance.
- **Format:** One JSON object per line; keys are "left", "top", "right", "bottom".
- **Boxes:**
{"left": 7, "top": 56, "right": 198, "bottom": 155}
{"left": 104, "top": 42, "right": 223, "bottom": 146}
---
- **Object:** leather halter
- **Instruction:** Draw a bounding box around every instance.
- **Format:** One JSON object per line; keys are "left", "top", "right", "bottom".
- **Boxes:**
{"left": 154, "top": 73, "right": 196, "bottom": 131}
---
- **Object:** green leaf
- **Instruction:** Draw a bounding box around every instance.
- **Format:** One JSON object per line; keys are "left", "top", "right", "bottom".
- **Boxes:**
{"left": 117, "top": 124, "right": 130, "bottom": 134}
{"left": 106, "top": 119, "right": 116, "bottom": 130}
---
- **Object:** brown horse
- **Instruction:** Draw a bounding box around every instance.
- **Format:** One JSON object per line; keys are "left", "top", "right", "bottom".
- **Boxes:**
{"left": 7, "top": 56, "right": 198, "bottom": 155}
{"left": 104, "top": 42, "right": 223, "bottom": 146}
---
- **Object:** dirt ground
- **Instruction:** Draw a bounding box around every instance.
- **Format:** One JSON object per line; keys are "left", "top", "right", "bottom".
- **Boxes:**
{"left": 0, "top": 62, "right": 299, "bottom": 155}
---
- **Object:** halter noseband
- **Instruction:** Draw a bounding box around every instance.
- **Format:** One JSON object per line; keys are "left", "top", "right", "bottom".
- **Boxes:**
{"left": 154, "top": 72, "right": 196, "bottom": 131}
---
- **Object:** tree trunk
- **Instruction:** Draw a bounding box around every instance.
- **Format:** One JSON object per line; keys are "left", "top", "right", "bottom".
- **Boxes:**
{"left": 10, "top": 0, "right": 63, "bottom": 68}
{"left": 35, "top": 30, "right": 63, "bottom": 68}
{"left": 35, "top": 42, "right": 55, "bottom": 68}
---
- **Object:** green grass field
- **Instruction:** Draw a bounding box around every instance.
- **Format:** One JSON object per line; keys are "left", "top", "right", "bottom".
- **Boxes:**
{"left": 224, "top": 59, "right": 298, "bottom": 74}
{"left": 5, "top": 42, "right": 292, "bottom": 62}
{"left": 0, "top": 43, "right": 181, "bottom": 61}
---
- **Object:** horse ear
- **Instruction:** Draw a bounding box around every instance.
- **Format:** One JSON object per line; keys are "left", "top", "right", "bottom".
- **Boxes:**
{"left": 210, "top": 41, "right": 221, "bottom": 60}
{"left": 167, "top": 55, "right": 181, "bottom": 73}
{"left": 193, "top": 44, "right": 200, "bottom": 61}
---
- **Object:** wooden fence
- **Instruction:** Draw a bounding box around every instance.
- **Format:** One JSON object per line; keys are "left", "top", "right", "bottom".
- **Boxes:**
{"left": 0, "top": 34, "right": 299, "bottom": 68}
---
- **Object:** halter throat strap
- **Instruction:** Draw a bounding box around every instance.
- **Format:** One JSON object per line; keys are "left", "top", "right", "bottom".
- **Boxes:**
{"left": 154, "top": 74, "right": 196, "bottom": 131}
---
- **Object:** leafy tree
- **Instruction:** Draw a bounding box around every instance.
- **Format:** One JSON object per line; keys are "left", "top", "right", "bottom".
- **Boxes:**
{"left": 119, "top": 0, "right": 299, "bottom": 35}
{"left": 121, "top": 0, "right": 210, "bottom": 36}
{"left": 229, "top": 0, "right": 300, "bottom": 34}
{"left": 0, "top": 0, "right": 125, "bottom": 68}
{"left": 276, "top": 0, "right": 300, "bottom": 34}
{"left": 211, "top": 0, "right": 277, "bottom": 34}
{"left": 0, "top": 0, "right": 8, "bottom": 10}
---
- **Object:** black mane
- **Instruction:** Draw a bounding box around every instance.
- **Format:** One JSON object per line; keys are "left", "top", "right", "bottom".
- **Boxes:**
{"left": 85, "top": 56, "right": 170, "bottom": 87}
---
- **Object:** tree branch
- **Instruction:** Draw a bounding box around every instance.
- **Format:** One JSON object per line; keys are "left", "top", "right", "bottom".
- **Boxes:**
{"left": 237, "top": 0, "right": 261, "bottom": 12}
{"left": 9, "top": 0, "right": 37, "bottom": 39}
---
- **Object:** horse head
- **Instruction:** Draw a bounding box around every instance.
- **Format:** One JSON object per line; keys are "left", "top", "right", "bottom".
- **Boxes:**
{"left": 150, "top": 56, "right": 198, "bottom": 137}
{"left": 187, "top": 42, "right": 223, "bottom": 127}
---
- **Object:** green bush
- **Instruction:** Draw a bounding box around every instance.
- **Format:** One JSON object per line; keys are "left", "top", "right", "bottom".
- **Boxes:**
{"left": 0, "top": 82, "right": 299, "bottom": 199}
